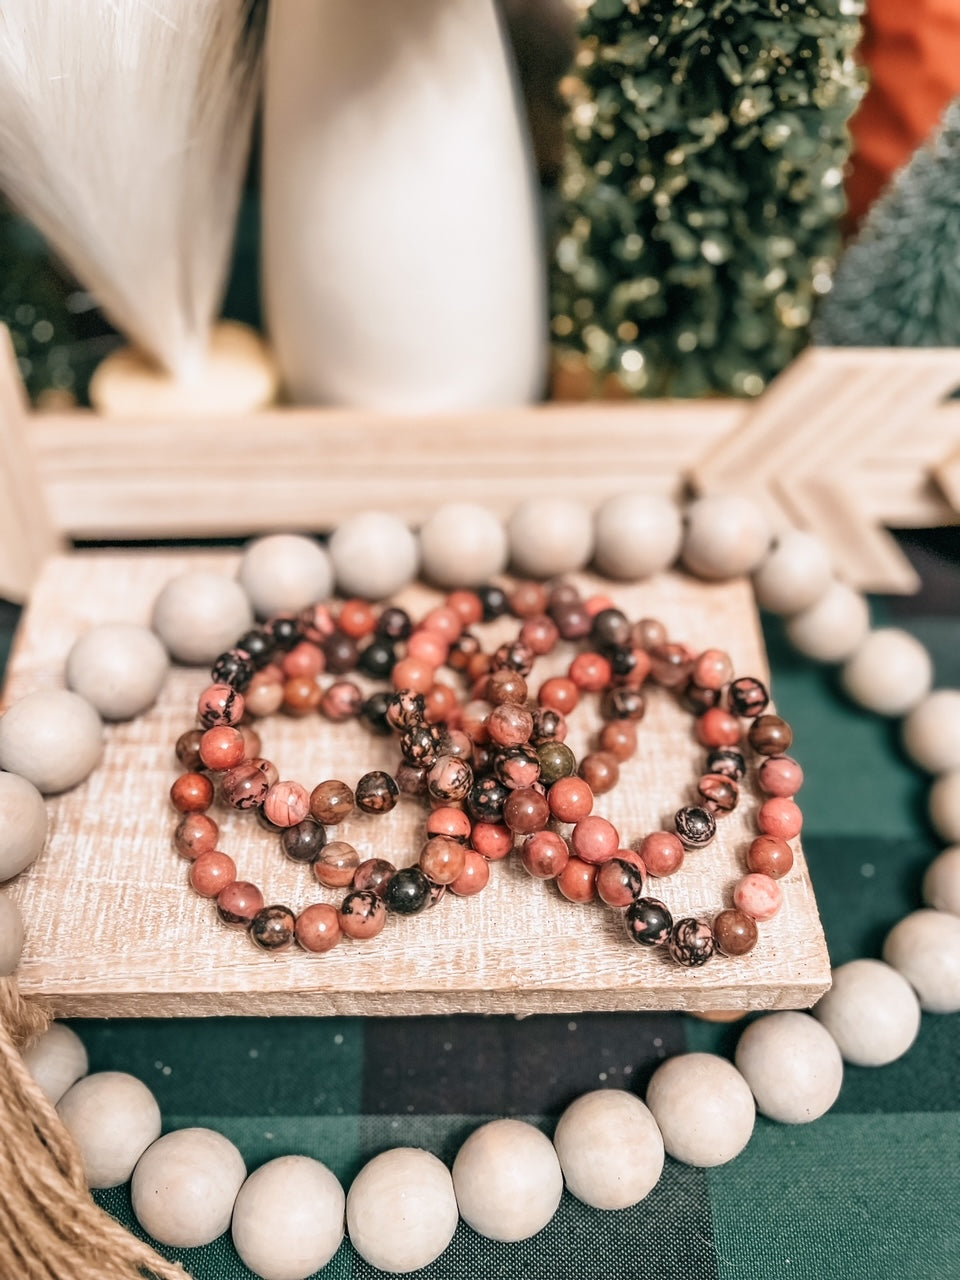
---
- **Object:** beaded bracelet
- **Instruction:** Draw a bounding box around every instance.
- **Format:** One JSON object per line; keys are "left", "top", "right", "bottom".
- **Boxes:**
{"left": 166, "top": 580, "right": 801, "bottom": 969}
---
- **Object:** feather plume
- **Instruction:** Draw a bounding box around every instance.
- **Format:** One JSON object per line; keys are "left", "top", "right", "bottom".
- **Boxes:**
{"left": 0, "top": 0, "right": 263, "bottom": 379}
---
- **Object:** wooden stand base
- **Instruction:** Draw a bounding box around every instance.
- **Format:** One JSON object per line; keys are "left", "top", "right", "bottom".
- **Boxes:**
{"left": 2, "top": 552, "right": 830, "bottom": 1017}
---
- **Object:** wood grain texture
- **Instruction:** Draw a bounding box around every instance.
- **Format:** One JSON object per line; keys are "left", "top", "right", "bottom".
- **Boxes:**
{"left": 3, "top": 551, "right": 830, "bottom": 1017}
{"left": 693, "top": 346, "right": 960, "bottom": 594}
{"left": 936, "top": 443, "right": 960, "bottom": 515}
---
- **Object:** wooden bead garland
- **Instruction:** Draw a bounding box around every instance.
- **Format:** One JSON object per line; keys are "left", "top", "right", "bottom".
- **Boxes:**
{"left": 1, "top": 497, "right": 959, "bottom": 1280}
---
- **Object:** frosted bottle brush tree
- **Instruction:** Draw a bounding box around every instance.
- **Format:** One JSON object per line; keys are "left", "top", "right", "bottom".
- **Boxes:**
{"left": 551, "top": 0, "right": 864, "bottom": 398}
{"left": 817, "top": 96, "right": 960, "bottom": 347}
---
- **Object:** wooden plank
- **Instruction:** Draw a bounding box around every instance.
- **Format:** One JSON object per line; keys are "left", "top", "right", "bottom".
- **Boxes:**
{"left": 936, "top": 442, "right": 960, "bottom": 514}
{"left": 3, "top": 551, "right": 830, "bottom": 1017}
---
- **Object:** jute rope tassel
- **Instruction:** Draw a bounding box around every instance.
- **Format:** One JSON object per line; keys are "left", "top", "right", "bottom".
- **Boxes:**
{"left": 0, "top": 977, "right": 189, "bottom": 1280}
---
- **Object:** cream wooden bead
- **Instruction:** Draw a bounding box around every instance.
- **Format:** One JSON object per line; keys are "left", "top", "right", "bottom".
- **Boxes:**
{"left": 0, "top": 771, "right": 47, "bottom": 881}
{"left": 508, "top": 497, "right": 593, "bottom": 578}
{"left": 0, "top": 690, "right": 103, "bottom": 794}
{"left": 58, "top": 1071, "right": 161, "bottom": 1189}
{"left": 419, "top": 502, "right": 509, "bottom": 588}
{"left": 132, "top": 1128, "right": 247, "bottom": 1248}
{"left": 22, "top": 1023, "right": 88, "bottom": 1105}
{"left": 329, "top": 512, "right": 419, "bottom": 600}
{"left": 785, "top": 581, "right": 869, "bottom": 663}
{"left": 841, "top": 628, "right": 933, "bottom": 717}
{"left": 883, "top": 909, "right": 960, "bottom": 1014}
{"left": 922, "top": 846, "right": 960, "bottom": 915}
{"left": 681, "top": 494, "right": 771, "bottom": 580}
{"left": 645, "top": 1053, "right": 755, "bottom": 1167}
{"left": 553, "top": 1089, "right": 664, "bottom": 1209}
{"left": 929, "top": 770, "right": 960, "bottom": 844}
{"left": 66, "top": 623, "right": 169, "bottom": 720}
{"left": 452, "top": 1118, "right": 562, "bottom": 1242}
{"left": 151, "top": 570, "right": 254, "bottom": 665}
{"left": 813, "top": 959, "right": 921, "bottom": 1067}
{"left": 752, "top": 529, "right": 833, "bottom": 615}
{"left": 238, "top": 535, "right": 334, "bottom": 619}
{"left": 232, "top": 1155, "right": 344, "bottom": 1280}
{"left": 735, "top": 1012, "right": 843, "bottom": 1124}
{"left": 903, "top": 690, "right": 960, "bottom": 774}
{"left": 593, "top": 492, "right": 682, "bottom": 580}
{"left": 346, "top": 1147, "right": 457, "bottom": 1273}
{"left": 0, "top": 892, "right": 24, "bottom": 977}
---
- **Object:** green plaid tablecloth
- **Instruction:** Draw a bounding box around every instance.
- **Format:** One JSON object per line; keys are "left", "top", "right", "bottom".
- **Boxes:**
{"left": 3, "top": 529, "right": 959, "bottom": 1280}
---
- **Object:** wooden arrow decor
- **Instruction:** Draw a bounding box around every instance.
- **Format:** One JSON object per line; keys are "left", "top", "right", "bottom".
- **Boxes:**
{"left": 2, "top": 324, "right": 960, "bottom": 602}
{"left": 693, "top": 347, "right": 960, "bottom": 594}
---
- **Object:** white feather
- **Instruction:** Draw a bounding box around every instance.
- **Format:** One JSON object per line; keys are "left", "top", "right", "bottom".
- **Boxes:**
{"left": 0, "top": 0, "right": 263, "bottom": 378}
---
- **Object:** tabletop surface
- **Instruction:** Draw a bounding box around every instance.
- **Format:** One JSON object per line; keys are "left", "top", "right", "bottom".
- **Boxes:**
{"left": 3, "top": 527, "right": 959, "bottom": 1280}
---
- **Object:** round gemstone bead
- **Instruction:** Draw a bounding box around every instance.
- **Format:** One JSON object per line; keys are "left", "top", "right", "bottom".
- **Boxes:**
{"left": 449, "top": 850, "right": 490, "bottom": 896}
{"left": 355, "top": 771, "right": 399, "bottom": 814}
{"left": 571, "top": 816, "right": 620, "bottom": 865}
{"left": 295, "top": 904, "right": 342, "bottom": 954}
{"left": 713, "top": 908, "right": 759, "bottom": 956}
{"left": 747, "top": 835, "right": 794, "bottom": 879}
{"left": 758, "top": 755, "right": 804, "bottom": 797}
{"left": 170, "top": 773, "right": 214, "bottom": 814}
{"left": 734, "top": 873, "right": 783, "bottom": 921}
{"left": 487, "top": 704, "right": 534, "bottom": 748}
{"left": 696, "top": 708, "right": 742, "bottom": 748}
{"left": 222, "top": 764, "right": 269, "bottom": 810}
{"left": 426, "top": 808, "right": 472, "bottom": 842}
{"left": 598, "top": 721, "right": 637, "bottom": 761}
{"left": 757, "top": 798, "right": 803, "bottom": 840}
{"left": 600, "top": 688, "right": 645, "bottom": 722}
{"left": 250, "top": 905, "right": 296, "bottom": 951}
{"left": 639, "top": 831, "right": 684, "bottom": 878}
{"left": 556, "top": 857, "right": 598, "bottom": 903}
{"left": 280, "top": 818, "right": 327, "bottom": 864}
{"left": 536, "top": 741, "right": 576, "bottom": 785}
{"left": 578, "top": 752, "right": 620, "bottom": 796}
{"left": 339, "top": 890, "right": 387, "bottom": 940}
{"left": 625, "top": 898, "right": 673, "bottom": 946}
{"left": 697, "top": 773, "right": 739, "bottom": 813}
{"left": 749, "top": 715, "right": 794, "bottom": 756}
{"left": 175, "top": 730, "right": 204, "bottom": 771}
{"left": 520, "top": 831, "right": 570, "bottom": 880}
{"left": 470, "top": 823, "right": 514, "bottom": 860}
{"left": 675, "top": 806, "right": 716, "bottom": 848}
{"left": 548, "top": 776, "right": 594, "bottom": 823}
{"left": 705, "top": 747, "right": 746, "bottom": 779}
{"left": 466, "top": 776, "right": 509, "bottom": 824}
{"left": 596, "top": 857, "right": 646, "bottom": 908}
{"left": 692, "top": 649, "right": 734, "bottom": 691}
{"left": 314, "top": 841, "right": 361, "bottom": 889}
{"left": 494, "top": 748, "right": 541, "bottom": 791}
{"left": 174, "top": 813, "right": 219, "bottom": 859}
{"left": 197, "top": 684, "right": 245, "bottom": 728}
{"left": 503, "top": 788, "right": 550, "bottom": 835}
{"left": 383, "top": 867, "right": 432, "bottom": 915}
{"left": 353, "top": 858, "right": 396, "bottom": 897}
{"left": 190, "top": 851, "right": 237, "bottom": 898}
{"left": 419, "top": 836, "right": 467, "bottom": 885}
{"left": 198, "top": 726, "right": 246, "bottom": 772}
{"left": 668, "top": 918, "right": 715, "bottom": 967}
{"left": 727, "top": 676, "right": 769, "bottom": 718}
{"left": 216, "top": 881, "right": 264, "bottom": 929}
{"left": 263, "top": 781, "right": 310, "bottom": 828}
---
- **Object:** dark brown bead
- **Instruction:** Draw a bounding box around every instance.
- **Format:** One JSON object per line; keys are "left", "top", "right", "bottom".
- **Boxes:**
{"left": 309, "top": 779, "right": 355, "bottom": 825}
{"left": 355, "top": 771, "right": 399, "bottom": 814}
{"left": 748, "top": 714, "right": 793, "bottom": 756}
{"left": 578, "top": 751, "right": 620, "bottom": 795}
{"left": 697, "top": 773, "right": 739, "bottom": 814}
{"left": 250, "top": 904, "right": 295, "bottom": 950}
{"left": 598, "top": 720, "right": 638, "bottom": 761}
{"left": 216, "top": 881, "right": 264, "bottom": 929}
{"left": 600, "top": 687, "right": 646, "bottom": 721}
{"left": 713, "top": 908, "right": 759, "bottom": 956}
{"left": 649, "top": 643, "right": 693, "bottom": 688}
{"left": 503, "top": 787, "right": 550, "bottom": 834}
{"left": 170, "top": 772, "right": 214, "bottom": 814}
{"left": 682, "top": 684, "right": 722, "bottom": 716}
{"left": 353, "top": 858, "right": 397, "bottom": 896}
{"left": 323, "top": 630, "right": 359, "bottom": 675}
{"left": 448, "top": 632, "right": 481, "bottom": 672}
{"left": 548, "top": 582, "right": 582, "bottom": 611}
{"left": 395, "top": 763, "right": 428, "bottom": 797}
{"left": 552, "top": 602, "right": 593, "bottom": 641}
{"left": 175, "top": 729, "right": 204, "bottom": 771}
{"left": 674, "top": 805, "right": 716, "bottom": 848}
{"left": 747, "top": 835, "right": 794, "bottom": 880}
{"left": 487, "top": 669, "right": 528, "bottom": 706}
{"left": 280, "top": 818, "right": 327, "bottom": 863}
{"left": 174, "top": 812, "right": 219, "bottom": 858}
{"left": 633, "top": 618, "right": 667, "bottom": 651}
{"left": 591, "top": 608, "right": 631, "bottom": 650}
{"left": 400, "top": 724, "right": 441, "bottom": 766}
{"left": 705, "top": 747, "right": 747, "bottom": 780}
{"left": 491, "top": 640, "right": 534, "bottom": 677}
{"left": 728, "top": 676, "right": 770, "bottom": 719}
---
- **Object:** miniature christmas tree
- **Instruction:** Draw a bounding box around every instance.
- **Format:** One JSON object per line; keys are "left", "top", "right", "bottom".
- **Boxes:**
{"left": 817, "top": 96, "right": 960, "bottom": 347}
{"left": 551, "top": 0, "right": 863, "bottom": 398}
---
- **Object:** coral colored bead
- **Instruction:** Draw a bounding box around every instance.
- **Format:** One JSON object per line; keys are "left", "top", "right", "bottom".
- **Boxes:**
{"left": 758, "top": 798, "right": 803, "bottom": 840}
{"left": 734, "top": 873, "right": 783, "bottom": 921}
{"left": 510, "top": 582, "right": 549, "bottom": 617}
{"left": 251, "top": 758, "right": 279, "bottom": 789}
{"left": 338, "top": 599, "right": 378, "bottom": 638}
{"left": 175, "top": 813, "right": 220, "bottom": 859}
{"left": 197, "top": 684, "right": 245, "bottom": 728}
{"left": 352, "top": 858, "right": 396, "bottom": 896}
{"left": 649, "top": 643, "right": 693, "bottom": 688}
{"left": 392, "top": 658, "right": 436, "bottom": 694}
{"left": 488, "top": 704, "right": 534, "bottom": 748}
{"left": 538, "top": 677, "right": 579, "bottom": 714}
{"left": 314, "top": 841, "right": 361, "bottom": 889}
{"left": 548, "top": 776, "right": 594, "bottom": 823}
{"left": 449, "top": 849, "right": 490, "bottom": 896}
{"left": 503, "top": 788, "right": 550, "bottom": 834}
{"left": 408, "top": 631, "right": 450, "bottom": 666}
{"left": 295, "top": 903, "right": 342, "bottom": 953}
{"left": 427, "top": 808, "right": 472, "bottom": 842}
{"left": 216, "top": 880, "right": 264, "bottom": 929}
{"left": 747, "top": 835, "right": 794, "bottom": 880}
{"left": 446, "top": 591, "right": 484, "bottom": 626}
{"left": 487, "top": 670, "right": 528, "bottom": 706}
{"left": 198, "top": 727, "right": 245, "bottom": 772}
{"left": 420, "top": 836, "right": 467, "bottom": 885}
{"left": 339, "top": 890, "right": 387, "bottom": 939}
{"left": 569, "top": 652, "right": 613, "bottom": 692}
{"left": 758, "top": 755, "right": 804, "bottom": 797}
{"left": 598, "top": 721, "right": 638, "bottom": 761}
{"left": 696, "top": 708, "right": 742, "bottom": 748}
{"left": 585, "top": 594, "right": 616, "bottom": 617}
{"left": 692, "top": 649, "right": 734, "bottom": 691}
{"left": 190, "top": 851, "right": 237, "bottom": 897}
{"left": 461, "top": 701, "right": 492, "bottom": 744}
{"left": 170, "top": 773, "right": 214, "bottom": 814}
{"left": 422, "top": 606, "right": 463, "bottom": 642}
{"left": 470, "top": 823, "right": 514, "bottom": 860}
{"left": 264, "top": 781, "right": 310, "bottom": 828}
{"left": 557, "top": 857, "right": 597, "bottom": 903}
{"left": 283, "top": 676, "right": 323, "bottom": 715}
{"left": 321, "top": 681, "right": 363, "bottom": 722}
{"left": 521, "top": 831, "right": 570, "bottom": 879}
{"left": 282, "top": 642, "right": 325, "bottom": 679}
{"left": 520, "top": 615, "right": 559, "bottom": 655}
{"left": 571, "top": 815, "right": 620, "bottom": 865}
{"left": 640, "top": 831, "right": 684, "bottom": 878}
{"left": 425, "top": 683, "right": 459, "bottom": 725}
{"left": 596, "top": 857, "right": 646, "bottom": 908}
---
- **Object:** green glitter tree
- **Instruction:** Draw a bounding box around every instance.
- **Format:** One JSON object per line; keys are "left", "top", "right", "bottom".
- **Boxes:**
{"left": 551, "top": 0, "right": 864, "bottom": 398}
{"left": 816, "top": 96, "right": 960, "bottom": 347}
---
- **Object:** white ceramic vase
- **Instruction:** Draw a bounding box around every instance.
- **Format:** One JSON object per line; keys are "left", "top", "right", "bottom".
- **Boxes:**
{"left": 262, "top": 0, "right": 547, "bottom": 410}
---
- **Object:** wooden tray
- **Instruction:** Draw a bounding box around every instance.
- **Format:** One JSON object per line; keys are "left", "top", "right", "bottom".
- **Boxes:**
{"left": 2, "top": 551, "right": 830, "bottom": 1017}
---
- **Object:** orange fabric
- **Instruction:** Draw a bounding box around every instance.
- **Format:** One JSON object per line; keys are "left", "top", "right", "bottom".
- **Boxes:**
{"left": 847, "top": 0, "right": 960, "bottom": 226}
